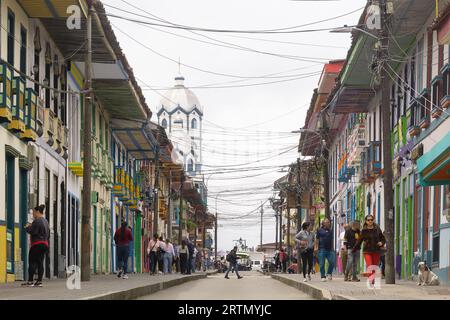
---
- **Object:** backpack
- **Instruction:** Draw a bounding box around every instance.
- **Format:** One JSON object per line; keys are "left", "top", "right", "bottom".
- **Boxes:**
{"left": 226, "top": 253, "right": 232, "bottom": 262}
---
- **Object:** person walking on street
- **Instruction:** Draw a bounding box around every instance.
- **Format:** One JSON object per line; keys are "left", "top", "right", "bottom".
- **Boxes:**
{"left": 344, "top": 221, "right": 361, "bottom": 282}
{"left": 147, "top": 234, "right": 160, "bottom": 275}
{"left": 163, "top": 239, "right": 175, "bottom": 274}
{"left": 354, "top": 214, "right": 386, "bottom": 285}
{"left": 157, "top": 236, "right": 165, "bottom": 273}
{"left": 114, "top": 220, "right": 133, "bottom": 279}
{"left": 279, "top": 248, "right": 287, "bottom": 273}
{"left": 315, "top": 218, "right": 335, "bottom": 282}
{"left": 22, "top": 205, "right": 50, "bottom": 287}
{"left": 224, "top": 246, "right": 243, "bottom": 279}
{"left": 296, "top": 222, "right": 315, "bottom": 282}
{"left": 179, "top": 240, "right": 189, "bottom": 274}
{"left": 187, "top": 238, "right": 195, "bottom": 274}
{"left": 339, "top": 224, "right": 350, "bottom": 277}
{"left": 173, "top": 242, "right": 180, "bottom": 273}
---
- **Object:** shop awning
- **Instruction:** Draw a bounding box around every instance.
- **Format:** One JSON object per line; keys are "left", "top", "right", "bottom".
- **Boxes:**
{"left": 417, "top": 132, "right": 450, "bottom": 186}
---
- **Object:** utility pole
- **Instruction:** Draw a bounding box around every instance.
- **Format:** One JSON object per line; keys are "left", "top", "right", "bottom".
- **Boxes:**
{"left": 320, "top": 111, "right": 331, "bottom": 220}
{"left": 379, "top": 0, "right": 395, "bottom": 284}
{"left": 153, "top": 146, "right": 160, "bottom": 236}
{"left": 178, "top": 173, "right": 184, "bottom": 245}
{"left": 167, "top": 169, "right": 172, "bottom": 240}
{"left": 260, "top": 202, "right": 263, "bottom": 249}
{"left": 81, "top": 0, "right": 93, "bottom": 282}
{"left": 296, "top": 158, "right": 302, "bottom": 274}
{"left": 279, "top": 207, "right": 283, "bottom": 251}
{"left": 275, "top": 208, "right": 278, "bottom": 250}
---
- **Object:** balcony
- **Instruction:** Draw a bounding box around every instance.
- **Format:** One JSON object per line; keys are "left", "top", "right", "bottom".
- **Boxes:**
{"left": 431, "top": 75, "right": 443, "bottom": 118}
{"left": 359, "top": 141, "right": 382, "bottom": 183}
{"left": 417, "top": 88, "right": 431, "bottom": 129}
{"left": 62, "top": 127, "right": 69, "bottom": 159}
{"left": 44, "top": 108, "right": 55, "bottom": 146}
{"left": 407, "top": 98, "right": 420, "bottom": 138}
{"left": 68, "top": 162, "right": 83, "bottom": 177}
{"left": 0, "top": 62, "right": 13, "bottom": 123}
{"left": 338, "top": 153, "right": 355, "bottom": 183}
{"left": 347, "top": 122, "right": 366, "bottom": 166}
{"left": 9, "top": 77, "right": 26, "bottom": 134}
{"left": 367, "top": 141, "right": 382, "bottom": 180}
{"left": 113, "top": 166, "right": 125, "bottom": 197}
{"left": 53, "top": 117, "right": 63, "bottom": 154}
{"left": 21, "top": 88, "right": 38, "bottom": 142}
{"left": 440, "top": 63, "right": 450, "bottom": 109}
{"left": 36, "top": 98, "right": 44, "bottom": 137}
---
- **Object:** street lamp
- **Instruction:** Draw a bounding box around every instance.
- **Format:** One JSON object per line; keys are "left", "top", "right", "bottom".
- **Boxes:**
{"left": 329, "top": 25, "right": 380, "bottom": 40}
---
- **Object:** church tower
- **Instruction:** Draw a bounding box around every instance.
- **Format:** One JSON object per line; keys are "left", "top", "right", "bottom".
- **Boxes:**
{"left": 157, "top": 75, "right": 203, "bottom": 177}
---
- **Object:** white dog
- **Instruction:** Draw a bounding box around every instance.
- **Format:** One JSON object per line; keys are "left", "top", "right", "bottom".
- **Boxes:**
{"left": 417, "top": 262, "right": 440, "bottom": 286}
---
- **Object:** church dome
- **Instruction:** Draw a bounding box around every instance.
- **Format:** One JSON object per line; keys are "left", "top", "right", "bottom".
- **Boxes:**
{"left": 159, "top": 75, "right": 203, "bottom": 114}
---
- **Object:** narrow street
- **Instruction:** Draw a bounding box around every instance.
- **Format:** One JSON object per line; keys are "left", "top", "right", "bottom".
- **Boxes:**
{"left": 137, "top": 271, "right": 313, "bottom": 300}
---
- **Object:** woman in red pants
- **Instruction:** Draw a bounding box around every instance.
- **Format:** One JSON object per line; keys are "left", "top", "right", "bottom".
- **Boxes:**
{"left": 353, "top": 215, "right": 385, "bottom": 282}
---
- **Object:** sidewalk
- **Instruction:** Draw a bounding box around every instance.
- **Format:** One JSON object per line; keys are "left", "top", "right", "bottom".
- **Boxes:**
{"left": 0, "top": 271, "right": 217, "bottom": 300}
{"left": 271, "top": 273, "right": 450, "bottom": 300}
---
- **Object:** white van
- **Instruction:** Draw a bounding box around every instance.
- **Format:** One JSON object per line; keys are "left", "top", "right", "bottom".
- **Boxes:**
{"left": 251, "top": 260, "right": 263, "bottom": 270}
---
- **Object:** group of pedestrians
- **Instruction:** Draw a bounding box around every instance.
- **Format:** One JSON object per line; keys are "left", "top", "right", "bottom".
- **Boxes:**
{"left": 293, "top": 215, "right": 386, "bottom": 283}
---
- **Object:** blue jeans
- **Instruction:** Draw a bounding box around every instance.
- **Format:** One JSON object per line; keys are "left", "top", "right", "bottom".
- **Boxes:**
{"left": 318, "top": 249, "right": 335, "bottom": 278}
{"left": 225, "top": 262, "right": 241, "bottom": 278}
{"left": 117, "top": 245, "right": 130, "bottom": 274}
{"left": 163, "top": 252, "right": 173, "bottom": 274}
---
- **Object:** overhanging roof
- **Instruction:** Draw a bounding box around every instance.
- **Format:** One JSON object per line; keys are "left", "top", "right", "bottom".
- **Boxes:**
{"left": 19, "top": 0, "right": 116, "bottom": 63}
{"left": 111, "top": 119, "right": 156, "bottom": 160}
{"left": 328, "top": 86, "right": 374, "bottom": 114}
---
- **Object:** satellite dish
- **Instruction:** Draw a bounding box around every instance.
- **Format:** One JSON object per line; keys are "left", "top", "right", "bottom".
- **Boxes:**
{"left": 366, "top": 4, "right": 381, "bottom": 30}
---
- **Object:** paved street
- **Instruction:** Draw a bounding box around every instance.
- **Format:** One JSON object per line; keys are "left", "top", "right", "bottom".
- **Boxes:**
{"left": 272, "top": 274, "right": 450, "bottom": 300}
{"left": 137, "top": 271, "right": 314, "bottom": 300}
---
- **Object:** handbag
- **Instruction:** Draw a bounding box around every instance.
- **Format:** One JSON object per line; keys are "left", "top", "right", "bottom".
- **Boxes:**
{"left": 377, "top": 246, "right": 387, "bottom": 256}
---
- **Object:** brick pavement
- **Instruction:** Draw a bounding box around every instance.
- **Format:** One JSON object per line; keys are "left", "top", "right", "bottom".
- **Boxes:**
{"left": 271, "top": 273, "right": 450, "bottom": 300}
{"left": 0, "top": 271, "right": 215, "bottom": 300}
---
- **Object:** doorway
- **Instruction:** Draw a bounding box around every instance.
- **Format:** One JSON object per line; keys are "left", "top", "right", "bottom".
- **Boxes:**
{"left": 19, "top": 169, "right": 28, "bottom": 280}
{"left": 5, "top": 155, "right": 15, "bottom": 276}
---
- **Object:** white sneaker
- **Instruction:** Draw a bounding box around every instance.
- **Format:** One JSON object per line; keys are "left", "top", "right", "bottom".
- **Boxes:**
{"left": 303, "top": 278, "right": 308, "bottom": 282}
{"left": 122, "top": 274, "right": 129, "bottom": 279}
{"left": 321, "top": 278, "right": 327, "bottom": 282}
{"left": 327, "top": 275, "right": 332, "bottom": 281}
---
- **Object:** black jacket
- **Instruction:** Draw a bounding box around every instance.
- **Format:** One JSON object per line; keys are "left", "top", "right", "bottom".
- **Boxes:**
{"left": 228, "top": 250, "right": 239, "bottom": 264}
{"left": 344, "top": 229, "right": 361, "bottom": 249}
{"left": 26, "top": 217, "right": 50, "bottom": 245}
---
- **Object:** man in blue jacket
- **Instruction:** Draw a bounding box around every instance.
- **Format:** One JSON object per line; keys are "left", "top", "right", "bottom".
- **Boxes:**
{"left": 314, "top": 218, "right": 335, "bottom": 282}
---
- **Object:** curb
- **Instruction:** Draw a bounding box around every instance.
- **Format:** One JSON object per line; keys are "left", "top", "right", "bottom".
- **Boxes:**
{"left": 270, "top": 274, "right": 351, "bottom": 300}
{"left": 84, "top": 271, "right": 216, "bottom": 300}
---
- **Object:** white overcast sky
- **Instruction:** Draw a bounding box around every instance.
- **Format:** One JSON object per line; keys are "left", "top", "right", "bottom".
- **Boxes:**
{"left": 103, "top": 0, "right": 367, "bottom": 251}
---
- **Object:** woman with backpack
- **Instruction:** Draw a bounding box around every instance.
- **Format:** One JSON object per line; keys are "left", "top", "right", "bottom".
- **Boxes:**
{"left": 353, "top": 214, "right": 386, "bottom": 284}
{"left": 22, "top": 205, "right": 50, "bottom": 287}
{"left": 114, "top": 220, "right": 133, "bottom": 279}
{"left": 296, "top": 222, "right": 315, "bottom": 282}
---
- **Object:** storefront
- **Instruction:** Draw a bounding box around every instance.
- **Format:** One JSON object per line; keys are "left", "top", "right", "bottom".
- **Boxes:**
{"left": 417, "top": 131, "right": 450, "bottom": 283}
